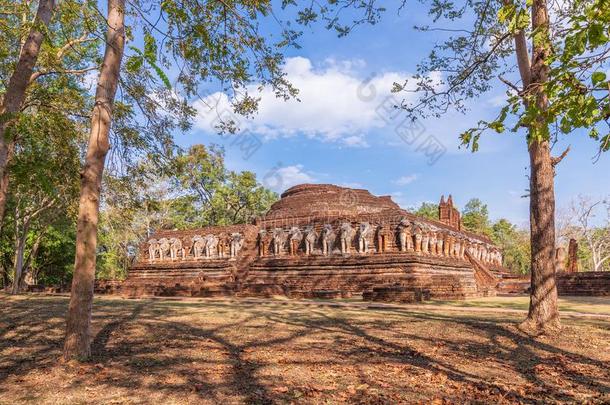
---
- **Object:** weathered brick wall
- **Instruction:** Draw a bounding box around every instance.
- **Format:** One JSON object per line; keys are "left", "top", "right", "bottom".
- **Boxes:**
{"left": 242, "top": 253, "right": 486, "bottom": 299}
{"left": 557, "top": 272, "right": 610, "bottom": 296}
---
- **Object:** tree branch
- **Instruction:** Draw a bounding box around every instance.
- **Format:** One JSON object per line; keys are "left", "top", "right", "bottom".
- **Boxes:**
{"left": 499, "top": 75, "right": 521, "bottom": 93}
{"left": 514, "top": 30, "right": 531, "bottom": 89}
{"left": 56, "top": 34, "right": 93, "bottom": 60}
{"left": 29, "top": 66, "right": 98, "bottom": 83}
{"left": 551, "top": 145, "right": 571, "bottom": 167}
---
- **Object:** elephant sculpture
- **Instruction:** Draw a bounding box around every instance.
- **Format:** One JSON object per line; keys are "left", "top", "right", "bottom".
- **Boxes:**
{"left": 288, "top": 227, "right": 303, "bottom": 256}
{"left": 412, "top": 223, "right": 423, "bottom": 253}
{"left": 397, "top": 218, "right": 412, "bottom": 252}
{"left": 339, "top": 222, "right": 355, "bottom": 254}
{"left": 272, "top": 228, "right": 285, "bottom": 256}
{"left": 257, "top": 229, "right": 270, "bottom": 257}
{"left": 436, "top": 233, "right": 444, "bottom": 256}
{"left": 148, "top": 238, "right": 159, "bottom": 261}
{"left": 204, "top": 234, "right": 218, "bottom": 258}
{"left": 321, "top": 224, "right": 335, "bottom": 256}
{"left": 191, "top": 235, "right": 206, "bottom": 258}
{"left": 169, "top": 237, "right": 184, "bottom": 260}
{"left": 157, "top": 238, "right": 171, "bottom": 260}
{"left": 429, "top": 232, "right": 437, "bottom": 255}
{"left": 421, "top": 227, "right": 430, "bottom": 254}
{"left": 230, "top": 233, "right": 243, "bottom": 257}
{"left": 357, "top": 222, "right": 372, "bottom": 253}
{"left": 304, "top": 226, "right": 318, "bottom": 255}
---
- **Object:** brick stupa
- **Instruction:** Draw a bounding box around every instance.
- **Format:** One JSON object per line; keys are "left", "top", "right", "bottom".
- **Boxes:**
{"left": 115, "top": 184, "right": 504, "bottom": 301}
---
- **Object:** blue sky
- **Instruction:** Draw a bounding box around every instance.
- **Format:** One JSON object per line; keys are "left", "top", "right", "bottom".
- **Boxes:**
{"left": 173, "top": 4, "right": 610, "bottom": 227}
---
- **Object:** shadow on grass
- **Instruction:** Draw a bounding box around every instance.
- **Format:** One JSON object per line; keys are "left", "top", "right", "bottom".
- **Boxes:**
{"left": 0, "top": 294, "right": 608, "bottom": 403}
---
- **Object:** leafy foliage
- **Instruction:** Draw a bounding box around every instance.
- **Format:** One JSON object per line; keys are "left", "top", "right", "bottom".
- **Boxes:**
{"left": 96, "top": 144, "right": 277, "bottom": 279}
{"left": 0, "top": 91, "right": 81, "bottom": 288}
{"left": 409, "top": 202, "right": 439, "bottom": 220}
{"left": 492, "top": 219, "right": 531, "bottom": 274}
{"left": 461, "top": 198, "right": 492, "bottom": 237}
{"left": 459, "top": 199, "right": 531, "bottom": 273}
{"left": 172, "top": 144, "right": 277, "bottom": 226}
{"left": 388, "top": 0, "right": 610, "bottom": 155}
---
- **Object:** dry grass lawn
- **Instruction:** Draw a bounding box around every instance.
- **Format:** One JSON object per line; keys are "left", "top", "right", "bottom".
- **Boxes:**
{"left": 0, "top": 293, "right": 608, "bottom": 404}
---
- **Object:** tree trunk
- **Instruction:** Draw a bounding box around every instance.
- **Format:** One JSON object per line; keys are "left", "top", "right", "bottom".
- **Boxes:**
{"left": 0, "top": 151, "right": 13, "bottom": 234}
{"left": 1, "top": 268, "right": 9, "bottom": 290}
{"left": 521, "top": 0, "right": 560, "bottom": 331}
{"left": 21, "top": 232, "right": 44, "bottom": 287}
{"left": 525, "top": 140, "right": 560, "bottom": 330}
{"left": 0, "top": 0, "right": 55, "bottom": 226}
{"left": 12, "top": 234, "right": 27, "bottom": 294}
{"left": 63, "top": 0, "right": 125, "bottom": 361}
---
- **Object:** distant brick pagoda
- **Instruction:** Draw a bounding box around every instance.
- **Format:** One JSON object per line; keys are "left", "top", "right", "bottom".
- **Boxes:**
{"left": 439, "top": 195, "right": 461, "bottom": 231}
{"left": 117, "top": 184, "right": 505, "bottom": 301}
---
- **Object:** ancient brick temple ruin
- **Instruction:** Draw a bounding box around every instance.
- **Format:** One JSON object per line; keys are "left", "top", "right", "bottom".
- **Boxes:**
{"left": 555, "top": 238, "right": 610, "bottom": 296}
{"left": 118, "top": 184, "right": 506, "bottom": 301}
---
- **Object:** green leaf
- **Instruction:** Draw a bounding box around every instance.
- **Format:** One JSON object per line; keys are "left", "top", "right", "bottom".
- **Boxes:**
{"left": 589, "top": 127, "right": 600, "bottom": 140}
{"left": 497, "top": 5, "right": 514, "bottom": 24}
{"left": 144, "top": 32, "right": 158, "bottom": 62}
{"left": 151, "top": 64, "right": 172, "bottom": 89}
{"left": 592, "top": 71, "right": 607, "bottom": 85}
{"left": 587, "top": 23, "right": 608, "bottom": 47}
{"left": 128, "top": 46, "right": 171, "bottom": 89}
{"left": 489, "top": 121, "right": 505, "bottom": 133}
{"left": 125, "top": 55, "right": 143, "bottom": 73}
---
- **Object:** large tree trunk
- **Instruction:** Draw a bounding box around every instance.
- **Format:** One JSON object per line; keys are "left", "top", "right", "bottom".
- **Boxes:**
{"left": 12, "top": 234, "right": 27, "bottom": 294}
{"left": 525, "top": 140, "right": 560, "bottom": 329}
{"left": 0, "top": 0, "right": 55, "bottom": 226}
{"left": 63, "top": 0, "right": 125, "bottom": 361}
{"left": 521, "top": 0, "right": 560, "bottom": 331}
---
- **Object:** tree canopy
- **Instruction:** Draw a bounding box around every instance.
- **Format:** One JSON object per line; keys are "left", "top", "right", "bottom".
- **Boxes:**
{"left": 95, "top": 144, "right": 277, "bottom": 280}
{"left": 409, "top": 202, "right": 439, "bottom": 220}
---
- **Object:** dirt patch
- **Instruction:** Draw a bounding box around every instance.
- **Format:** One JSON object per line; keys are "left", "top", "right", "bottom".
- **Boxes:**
{"left": 0, "top": 294, "right": 608, "bottom": 404}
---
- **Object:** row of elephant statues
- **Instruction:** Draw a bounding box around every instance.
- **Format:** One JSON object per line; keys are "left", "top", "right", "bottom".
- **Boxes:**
{"left": 147, "top": 233, "right": 244, "bottom": 261}
{"left": 257, "top": 218, "right": 503, "bottom": 266}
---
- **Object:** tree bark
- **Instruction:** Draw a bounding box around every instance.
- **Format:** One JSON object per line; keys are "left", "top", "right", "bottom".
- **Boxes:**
{"left": 12, "top": 233, "right": 27, "bottom": 294}
{"left": 0, "top": 0, "right": 55, "bottom": 226}
{"left": 21, "top": 232, "right": 43, "bottom": 286}
{"left": 63, "top": 0, "right": 125, "bottom": 361}
{"left": 1, "top": 268, "right": 9, "bottom": 290}
{"left": 514, "top": 30, "right": 531, "bottom": 88}
{"left": 525, "top": 140, "right": 560, "bottom": 329}
{"left": 0, "top": 147, "right": 13, "bottom": 234}
{"left": 521, "top": 0, "right": 560, "bottom": 331}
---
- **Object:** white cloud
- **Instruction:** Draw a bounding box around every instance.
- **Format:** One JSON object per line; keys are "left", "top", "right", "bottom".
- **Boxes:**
{"left": 393, "top": 174, "right": 418, "bottom": 186}
{"left": 261, "top": 164, "right": 316, "bottom": 193}
{"left": 194, "top": 56, "right": 411, "bottom": 147}
{"left": 342, "top": 135, "right": 370, "bottom": 148}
